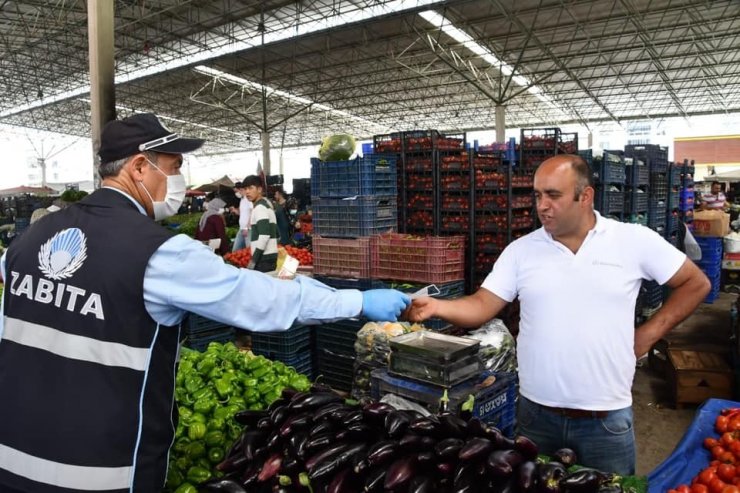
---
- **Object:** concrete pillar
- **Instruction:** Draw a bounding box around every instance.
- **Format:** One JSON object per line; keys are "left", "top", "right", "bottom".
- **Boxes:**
{"left": 261, "top": 132, "right": 271, "bottom": 175}
{"left": 87, "top": 0, "right": 116, "bottom": 189}
{"left": 587, "top": 131, "right": 594, "bottom": 149}
{"left": 495, "top": 105, "right": 506, "bottom": 143}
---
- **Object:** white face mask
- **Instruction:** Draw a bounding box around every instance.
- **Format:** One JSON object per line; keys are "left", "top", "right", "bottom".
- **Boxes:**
{"left": 235, "top": 192, "right": 243, "bottom": 199}
{"left": 139, "top": 158, "right": 187, "bottom": 220}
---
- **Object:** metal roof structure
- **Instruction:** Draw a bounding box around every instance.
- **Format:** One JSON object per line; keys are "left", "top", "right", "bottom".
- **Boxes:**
{"left": 1, "top": 0, "right": 739, "bottom": 155}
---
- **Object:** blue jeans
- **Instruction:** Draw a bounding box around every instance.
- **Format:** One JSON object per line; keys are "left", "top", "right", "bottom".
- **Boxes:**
{"left": 232, "top": 230, "right": 250, "bottom": 251}
{"left": 517, "top": 395, "right": 636, "bottom": 475}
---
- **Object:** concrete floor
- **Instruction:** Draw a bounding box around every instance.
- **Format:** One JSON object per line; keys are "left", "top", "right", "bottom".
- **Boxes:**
{"left": 632, "top": 291, "right": 737, "bottom": 476}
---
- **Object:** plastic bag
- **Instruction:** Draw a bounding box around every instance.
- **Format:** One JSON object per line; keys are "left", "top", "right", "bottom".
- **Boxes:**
{"left": 318, "top": 134, "right": 356, "bottom": 161}
{"left": 380, "top": 393, "right": 431, "bottom": 416}
{"left": 466, "top": 319, "right": 517, "bottom": 373}
{"left": 684, "top": 224, "right": 702, "bottom": 261}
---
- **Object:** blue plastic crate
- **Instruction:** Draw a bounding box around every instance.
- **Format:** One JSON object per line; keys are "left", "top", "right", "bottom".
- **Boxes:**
{"left": 248, "top": 324, "right": 313, "bottom": 361}
{"left": 185, "top": 328, "right": 236, "bottom": 351}
{"left": 310, "top": 167, "right": 320, "bottom": 197}
{"left": 704, "top": 285, "right": 721, "bottom": 304}
{"left": 279, "top": 351, "right": 313, "bottom": 377}
{"left": 313, "top": 195, "right": 397, "bottom": 238}
{"left": 625, "top": 191, "right": 648, "bottom": 212}
{"left": 695, "top": 236, "right": 722, "bottom": 249}
{"left": 371, "top": 369, "right": 518, "bottom": 437}
{"left": 595, "top": 161, "right": 626, "bottom": 184}
{"left": 185, "top": 313, "right": 231, "bottom": 335}
{"left": 642, "top": 281, "right": 664, "bottom": 307}
{"left": 311, "top": 155, "right": 397, "bottom": 198}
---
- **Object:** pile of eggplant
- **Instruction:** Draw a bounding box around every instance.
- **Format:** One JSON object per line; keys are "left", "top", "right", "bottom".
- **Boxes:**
{"left": 199, "top": 385, "right": 624, "bottom": 493}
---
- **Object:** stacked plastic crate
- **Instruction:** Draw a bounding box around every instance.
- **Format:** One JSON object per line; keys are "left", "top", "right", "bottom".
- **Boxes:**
{"left": 695, "top": 237, "right": 723, "bottom": 303}
{"left": 593, "top": 150, "right": 626, "bottom": 220}
{"left": 624, "top": 156, "right": 649, "bottom": 226}
{"left": 625, "top": 144, "right": 670, "bottom": 237}
{"left": 665, "top": 164, "right": 683, "bottom": 247}
{"left": 310, "top": 154, "right": 399, "bottom": 390}
{"left": 679, "top": 159, "right": 696, "bottom": 228}
{"left": 246, "top": 325, "right": 313, "bottom": 376}
{"left": 183, "top": 314, "right": 235, "bottom": 352}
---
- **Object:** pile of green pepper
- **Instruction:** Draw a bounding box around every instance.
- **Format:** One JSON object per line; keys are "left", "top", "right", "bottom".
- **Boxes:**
{"left": 166, "top": 342, "right": 312, "bottom": 493}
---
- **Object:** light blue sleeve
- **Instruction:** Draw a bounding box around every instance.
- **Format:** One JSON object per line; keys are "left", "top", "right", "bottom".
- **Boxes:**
{"left": 143, "top": 234, "right": 363, "bottom": 330}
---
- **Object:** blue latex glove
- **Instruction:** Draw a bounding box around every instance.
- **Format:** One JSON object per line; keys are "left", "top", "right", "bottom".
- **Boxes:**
{"left": 361, "top": 289, "right": 411, "bottom": 321}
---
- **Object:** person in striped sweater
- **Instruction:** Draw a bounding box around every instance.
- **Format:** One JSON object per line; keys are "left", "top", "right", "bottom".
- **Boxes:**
{"left": 243, "top": 175, "right": 279, "bottom": 272}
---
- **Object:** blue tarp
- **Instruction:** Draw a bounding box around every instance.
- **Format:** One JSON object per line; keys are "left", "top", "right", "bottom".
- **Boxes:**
{"left": 648, "top": 398, "right": 740, "bottom": 493}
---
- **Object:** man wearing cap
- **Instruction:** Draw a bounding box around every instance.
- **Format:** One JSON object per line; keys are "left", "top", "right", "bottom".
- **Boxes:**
{"left": 0, "top": 113, "right": 411, "bottom": 492}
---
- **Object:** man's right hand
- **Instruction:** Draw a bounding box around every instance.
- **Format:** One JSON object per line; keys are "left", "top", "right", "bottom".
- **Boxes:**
{"left": 404, "top": 297, "right": 440, "bottom": 322}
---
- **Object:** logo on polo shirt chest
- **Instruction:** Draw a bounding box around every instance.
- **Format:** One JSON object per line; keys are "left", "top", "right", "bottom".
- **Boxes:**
{"left": 592, "top": 260, "right": 624, "bottom": 269}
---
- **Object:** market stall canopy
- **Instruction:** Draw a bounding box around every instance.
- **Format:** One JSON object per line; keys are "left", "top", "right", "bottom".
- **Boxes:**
{"left": 186, "top": 188, "right": 206, "bottom": 197}
{"left": 0, "top": 185, "right": 58, "bottom": 196}
{"left": 194, "top": 175, "right": 236, "bottom": 193}
{"left": 709, "top": 168, "right": 740, "bottom": 183}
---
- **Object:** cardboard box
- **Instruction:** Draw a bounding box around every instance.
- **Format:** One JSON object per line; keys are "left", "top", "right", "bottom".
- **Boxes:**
{"left": 693, "top": 210, "right": 730, "bottom": 237}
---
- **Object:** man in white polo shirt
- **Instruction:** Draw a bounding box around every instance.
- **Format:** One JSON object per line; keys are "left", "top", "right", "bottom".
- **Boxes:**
{"left": 406, "top": 154, "right": 710, "bottom": 474}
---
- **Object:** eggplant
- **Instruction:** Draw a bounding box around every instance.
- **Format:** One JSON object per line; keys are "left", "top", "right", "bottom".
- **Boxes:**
{"left": 537, "top": 462, "right": 567, "bottom": 493}
{"left": 466, "top": 418, "right": 488, "bottom": 437}
{"left": 439, "top": 414, "right": 468, "bottom": 438}
{"left": 597, "top": 485, "right": 623, "bottom": 493}
{"left": 233, "top": 409, "right": 268, "bottom": 427}
{"left": 216, "top": 454, "right": 248, "bottom": 473}
{"left": 308, "top": 419, "right": 335, "bottom": 438}
{"left": 362, "top": 402, "right": 395, "bottom": 424}
{"left": 336, "top": 422, "right": 374, "bottom": 441}
{"left": 309, "top": 442, "right": 368, "bottom": 483}
{"left": 409, "top": 417, "right": 442, "bottom": 436}
{"left": 384, "top": 455, "right": 418, "bottom": 491}
{"left": 313, "top": 402, "right": 346, "bottom": 422}
{"left": 560, "top": 468, "right": 615, "bottom": 493}
{"left": 279, "top": 457, "right": 302, "bottom": 476}
{"left": 288, "top": 431, "right": 308, "bottom": 458}
{"left": 416, "top": 450, "right": 436, "bottom": 469}
{"left": 310, "top": 382, "right": 335, "bottom": 393}
{"left": 552, "top": 448, "right": 577, "bottom": 468}
{"left": 257, "top": 452, "right": 283, "bottom": 482}
{"left": 435, "top": 438, "right": 465, "bottom": 461}
{"left": 268, "top": 397, "right": 289, "bottom": 411}
{"left": 409, "top": 476, "right": 435, "bottom": 493}
{"left": 343, "top": 409, "right": 365, "bottom": 426}
{"left": 384, "top": 410, "right": 412, "bottom": 438}
{"left": 514, "top": 436, "right": 539, "bottom": 461}
{"left": 279, "top": 413, "right": 313, "bottom": 438}
{"left": 496, "top": 476, "right": 518, "bottom": 493}
{"left": 517, "top": 461, "right": 538, "bottom": 493}
{"left": 486, "top": 449, "right": 523, "bottom": 477}
{"left": 242, "top": 430, "right": 268, "bottom": 461}
{"left": 363, "top": 467, "right": 386, "bottom": 493}
{"left": 436, "top": 462, "right": 455, "bottom": 478}
{"left": 289, "top": 392, "right": 343, "bottom": 412}
{"left": 200, "top": 478, "right": 249, "bottom": 492}
{"left": 329, "top": 407, "right": 353, "bottom": 423}
{"left": 305, "top": 441, "right": 351, "bottom": 471}
{"left": 266, "top": 431, "right": 283, "bottom": 452}
{"left": 302, "top": 432, "right": 335, "bottom": 458}
{"left": 365, "top": 440, "right": 400, "bottom": 467}
{"left": 459, "top": 437, "right": 494, "bottom": 462}
{"left": 269, "top": 405, "right": 290, "bottom": 428}
{"left": 257, "top": 416, "right": 274, "bottom": 431}
{"left": 327, "top": 467, "right": 359, "bottom": 493}
{"left": 241, "top": 465, "right": 260, "bottom": 488}
{"left": 281, "top": 387, "right": 300, "bottom": 400}
{"left": 290, "top": 391, "right": 309, "bottom": 402}
{"left": 452, "top": 473, "right": 476, "bottom": 493}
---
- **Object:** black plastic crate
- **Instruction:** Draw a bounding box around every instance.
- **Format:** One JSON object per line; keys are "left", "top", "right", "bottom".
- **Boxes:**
{"left": 626, "top": 164, "right": 650, "bottom": 186}
{"left": 642, "top": 281, "right": 664, "bottom": 307}
{"left": 315, "top": 319, "right": 362, "bottom": 357}
{"left": 594, "top": 160, "right": 626, "bottom": 184}
{"left": 247, "top": 324, "right": 313, "bottom": 361}
{"left": 313, "top": 275, "right": 385, "bottom": 291}
{"left": 596, "top": 189, "right": 624, "bottom": 214}
{"left": 185, "top": 313, "right": 230, "bottom": 335}
{"left": 185, "top": 328, "right": 236, "bottom": 352}
{"left": 314, "top": 348, "right": 354, "bottom": 392}
{"left": 625, "top": 191, "right": 648, "bottom": 212}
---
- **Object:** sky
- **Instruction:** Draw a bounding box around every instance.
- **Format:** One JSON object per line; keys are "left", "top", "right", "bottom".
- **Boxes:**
{"left": 3, "top": 114, "right": 740, "bottom": 192}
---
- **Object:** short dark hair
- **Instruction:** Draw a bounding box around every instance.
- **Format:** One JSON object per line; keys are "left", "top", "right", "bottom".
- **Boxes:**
{"left": 567, "top": 155, "right": 594, "bottom": 199}
{"left": 711, "top": 181, "right": 722, "bottom": 187}
{"left": 243, "top": 175, "right": 263, "bottom": 188}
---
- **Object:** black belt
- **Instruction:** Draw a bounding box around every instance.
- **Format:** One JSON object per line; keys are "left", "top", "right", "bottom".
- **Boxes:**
{"left": 540, "top": 405, "right": 609, "bottom": 419}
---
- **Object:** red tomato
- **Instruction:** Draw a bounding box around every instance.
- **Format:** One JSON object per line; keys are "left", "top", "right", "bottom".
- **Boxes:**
{"left": 721, "top": 452, "right": 737, "bottom": 464}
{"left": 706, "top": 438, "right": 721, "bottom": 449}
{"left": 719, "top": 464, "right": 737, "bottom": 482}
{"left": 722, "top": 433, "right": 738, "bottom": 448}
{"left": 711, "top": 478, "right": 729, "bottom": 493}
{"left": 693, "top": 485, "right": 710, "bottom": 493}
{"left": 719, "top": 416, "right": 731, "bottom": 433}
{"left": 722, "top": 486, "right": 740, "bottom": 493}
{"left": 702, "top": 469, "right": 719, "bottom": 485}
{"left": 715, "top": 447, "right": 729, "bottom": 460}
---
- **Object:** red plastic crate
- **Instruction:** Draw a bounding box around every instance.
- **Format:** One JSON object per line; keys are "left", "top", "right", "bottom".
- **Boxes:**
{"left": 370, "top": 234, "right": 465, "bottom": 283}
{"left": 312, "top": 236, "right": 371, "bottom": 278}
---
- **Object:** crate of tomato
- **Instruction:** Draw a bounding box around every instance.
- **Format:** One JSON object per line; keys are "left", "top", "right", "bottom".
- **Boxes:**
{"left": 370, "top": 233, "right": 465, "bottom": 283}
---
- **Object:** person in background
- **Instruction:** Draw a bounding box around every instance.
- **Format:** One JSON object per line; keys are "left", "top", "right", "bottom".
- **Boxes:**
{"left": 0, "top": 112, "right": 410, "bottom": 492}
{"left": 194, "top": 197, "right": 230, "bottom": 255}
{"left": 700, "top": 181, "right": 730, "bottom": 211}
{"left": 406, "top": 154, "right": 710, "bottom": 475}
{"left": 243, "top": 175, "right": 279, "bottom": 272}
{"left": 229, "top": 181, "right": 252, "bottom": 251}
{"left": 273, "top": 186, "right": 295, "bottom": 245}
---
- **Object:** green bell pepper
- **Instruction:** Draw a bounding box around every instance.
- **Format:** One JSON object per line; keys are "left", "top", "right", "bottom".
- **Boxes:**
{"left": 204, "top": 430, "right": 224, "bottom": 447}
{"left": 173, "top": 437, "right": 191, "bottom": 454}
{"left": 186, "top": 466, "right": 212, "bottom": 484}
{"left": 165, "top": 468, "right": 184, "bottom": 490}
{"left": 207, "top": 447, "right": 225, "bottom": 464}
{"left": 187, "top": 422, "right": 207, "bottom": 441}
{"left": 212, "top": 407, "right": 231, "bottom": 421}
{"left": 184, "top": 375, "right": 204, "bottom": 394}
{"left": 177, "top": 406, "right": 194, "bottom": 423}
{"left": 193, "top": 397, "right": 215, "bottom": 415}
{"left": 173, "top": 482, "right": 198, "bottom": 493}
{"left": 186, "top": 441, "right": 206, "bottom": 459}
{"left": 207, "top": 417, "right": 225, "bottom": 431}
{"left": 190, "top": 412, "right": 207, "bottom": 424}
{"left": 214, "top": 377, "right": 233, "bottom": 398}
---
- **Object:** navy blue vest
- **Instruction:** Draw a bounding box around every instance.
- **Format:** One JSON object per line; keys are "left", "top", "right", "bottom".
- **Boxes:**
{"left": 0, "top": 188, "right": 179, "bottom": 492}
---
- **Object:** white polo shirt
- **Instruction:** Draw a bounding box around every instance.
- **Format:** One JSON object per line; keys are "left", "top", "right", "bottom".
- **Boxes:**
{"left": 482, "top": 211, "right": 686, "bottom": 410}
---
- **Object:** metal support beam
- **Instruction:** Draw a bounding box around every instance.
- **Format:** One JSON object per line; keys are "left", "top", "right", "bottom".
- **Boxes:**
{"left": 87, "top": 0, "right": 115, "bottom": 189}
{"left": 495, "top": 105, "right": 505, "bottom": 143}
{"left": 261, "top": 132, "right": 271, "bottom": 176}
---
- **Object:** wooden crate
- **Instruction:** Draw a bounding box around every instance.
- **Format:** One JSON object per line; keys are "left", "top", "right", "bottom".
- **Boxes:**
{"left": 668, "top": 349, "right": 733, "bottom": 408}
